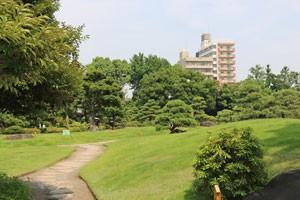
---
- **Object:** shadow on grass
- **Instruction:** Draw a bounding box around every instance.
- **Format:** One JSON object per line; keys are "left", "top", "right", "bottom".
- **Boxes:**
{"left": 262, "top": 123, "right": 300, "bottom": 176}
{"left": 184, "top": 184, "right": 209, "bottom": 200}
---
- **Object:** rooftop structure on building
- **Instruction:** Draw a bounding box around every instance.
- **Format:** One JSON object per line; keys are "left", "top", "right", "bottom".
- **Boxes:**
{"left": 179, "top": 33, "right": 236, "bottom": 84}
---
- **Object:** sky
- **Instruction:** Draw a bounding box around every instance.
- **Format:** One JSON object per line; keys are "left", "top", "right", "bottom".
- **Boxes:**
{"left": 55, "top": 0, "right": 300, "bottom": 80}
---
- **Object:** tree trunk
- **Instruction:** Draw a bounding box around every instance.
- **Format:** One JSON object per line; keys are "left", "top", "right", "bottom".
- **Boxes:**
{"left": 64, "top": 102, "right": 70, "bottom": 129}
{"left": 88, "top": 104, "right": 99, "bottom": 131}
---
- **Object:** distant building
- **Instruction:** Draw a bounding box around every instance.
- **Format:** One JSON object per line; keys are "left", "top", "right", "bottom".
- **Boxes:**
{"left": 179, "top": 33, "right": 236, "bottom": 84}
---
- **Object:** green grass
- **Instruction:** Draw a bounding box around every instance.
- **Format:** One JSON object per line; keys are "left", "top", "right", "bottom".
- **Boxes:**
{"left": 80, "top": 119, "right": 300, "bottom": 200}
{"left": 0, "top": 146, "right": 74, "bottom": 176}
{"left": 1, "top": 119, "right": 300, "bottom": 199}
{"left": 0, "top": 127, "right": 160, "bottom": 176}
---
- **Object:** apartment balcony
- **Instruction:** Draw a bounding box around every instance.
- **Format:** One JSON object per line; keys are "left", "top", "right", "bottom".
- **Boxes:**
{"left": 218, "top": 54, "right": 235, "bottom": 59}
{"left": 218, "top": 48, "right": 235, "bottom": 52}
{"left": 219, "top": 73, "right": 236, "bottom": 77}
{"left": 218, "top": 61, "right": 236, "bottom": 65}
{"left": 203, "top": 72, "right": 214, "bottom": 76}
{"left": 219, "top": 67, "right": 236, "bottom": 71}
{"left": 221, "top": 80, "right": 236, "bottom": 84}
{"left": 218, "top": 42, "right": 235, "bottom": 46}
{"left": 185, "top": 65, "right": 213, "bottom": 69}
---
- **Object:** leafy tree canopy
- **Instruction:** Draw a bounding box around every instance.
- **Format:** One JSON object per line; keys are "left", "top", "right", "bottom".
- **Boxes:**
{"left": 130, "top": 53, "right": 171, "bottom": 90}
{"left": 133, "top": 65, "right": 217, "bottom": 114}
{"left": 86, "top": 57, "right": 131, "bottom": 87}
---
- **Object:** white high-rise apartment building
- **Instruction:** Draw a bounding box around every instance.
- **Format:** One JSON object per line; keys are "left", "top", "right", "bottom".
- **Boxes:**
{"left": 179, "top": 33, "right": 236, "bottom": 84}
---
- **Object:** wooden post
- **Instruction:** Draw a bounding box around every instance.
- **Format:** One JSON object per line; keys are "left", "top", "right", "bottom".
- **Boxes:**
{"left": 213, "top": 185, "right": 221, "bottom": 200}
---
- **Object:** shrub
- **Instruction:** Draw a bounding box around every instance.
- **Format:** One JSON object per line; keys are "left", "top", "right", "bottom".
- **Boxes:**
{"left": 125, "top": 121, "right": 140, "bottom": 127}
{"left": 0, "top": 172, "right": 32, "bottom": 200}
{"left": 0, "top": 113, "right": 25, "bottom": 127}
{"left": 193, "top": 127, "right": 268, "bottom": 200}
{"left": 3, "top": 126, "right": 25, "bottom": 135}
{"left": 24, "top": 128, "right": 41, "bottom": 134}
{"left": 216, "top": 109, "right": 234, "bottom": 122}
{"left": 155, "top": 100, "right": 196, "bottom": 133}
{"left": 69, "top": 122, "right": 88, "bottom": 132}
{"left": 46, "top": 127, "right": 66, "bottom": 133}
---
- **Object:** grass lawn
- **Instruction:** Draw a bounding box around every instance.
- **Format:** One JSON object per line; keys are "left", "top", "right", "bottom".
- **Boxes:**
{"left": 80, "top": 118, "right": 300, "bottom": 200}
{"left": 1, "top": 119, "right": 300, "bottom": 199}
{"left": 0, "top": 127, "right": 161, "bottom": 176}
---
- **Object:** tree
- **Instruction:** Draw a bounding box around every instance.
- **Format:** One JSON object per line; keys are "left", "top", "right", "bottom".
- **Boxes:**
{"left": 133, "top": 65, "right": 217, "bottom": 114}
{"left": 136, "top": 99, "right": 161, "bottom": 125}
{"left": 0, "top": 0, "right": 86, "bottom": 126}
{"left": 231, "top": 80, "right": 268, "bottom": 120}
{"left": 194, "top": 128, "right": 268, "bottom": 200}
{"left": 130, "top": 53, "right": 171, "bottom": 90}
{"left": 271, "top": 89, "right": 300, "bottom": 118}
{"left": 216, "top": 109, "right": 234, "bottom": 122}
{"left": 216, "top": 84, "right": 234, "bottom": 112}
{"left": 191, "top": 96, "right": 207, "bottom": 124}
{"left": 155, "top": 100, "right": 196, "bottom": 133}
{"left": 21, "top": 0, "right": 60, "bottom": 20}
{"left": 83, "top": 64, "right": 124, "bottom": 130}
{"left": 247, "top": 64, "right": 265, "bottom": 83}
{"left": 86, "top": 57, "right": 131, "bottom": 87}
{"left": 0, "top": 0, "right": 50, "bottom": 92}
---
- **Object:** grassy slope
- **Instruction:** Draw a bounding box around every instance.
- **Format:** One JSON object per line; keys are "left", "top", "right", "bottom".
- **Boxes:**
{"left": 80, "top": 119, "right": 300, "bottom": 200}
{"left": 0, "top": 127, "right": 160, "bottom": 176}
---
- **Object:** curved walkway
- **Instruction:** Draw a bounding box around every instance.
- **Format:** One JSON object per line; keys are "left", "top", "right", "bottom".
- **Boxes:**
{"left": 21, "top": 142, "right": 110, "bottom": 200}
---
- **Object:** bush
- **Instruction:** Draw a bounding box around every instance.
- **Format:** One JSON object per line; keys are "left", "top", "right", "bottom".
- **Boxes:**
{"left": 0, "top": 172, "right": 32, "bottom": 200}
{"left": 69, "top": 122, "right": 88, "bottom": 132}
{"left": 216, "top": 109, "right": 234, "bottom": 122}
{"left": 3, "top": 126, "right": 25, "bottom": 134}
{"left": 155, "top": 100, "right": 197, "bottom": 133}
{"left": 46, "top": 127, "right": 66, "bottom": 133}
{"left": 0, "top": 113, "right": 26, "bottom": 127}
{"left": 24, "top": 128, "right": 41, "bottom": 134}
{"left": 193, "top": 127, "right": 268, "bottom": 200}
{"left": 125, "top": 121, "right": 140, "bottom": 127}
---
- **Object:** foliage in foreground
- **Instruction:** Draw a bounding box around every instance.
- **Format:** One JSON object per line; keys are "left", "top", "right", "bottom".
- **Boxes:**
{"left": 0, "top": 172, "right": 32, "bottom": 200}
{"left": 194, "top": 128, "right": 268, "bottom": 200}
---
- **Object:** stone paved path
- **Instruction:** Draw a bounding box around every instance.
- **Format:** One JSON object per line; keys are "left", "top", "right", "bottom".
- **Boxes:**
{"left": 21, "top": 142, "right": 109, "bottom": 200}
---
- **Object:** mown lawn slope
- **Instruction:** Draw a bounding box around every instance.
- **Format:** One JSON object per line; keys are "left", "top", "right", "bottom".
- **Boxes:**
{"left": 80, "top": 119, "right": 300, "bottom": 200}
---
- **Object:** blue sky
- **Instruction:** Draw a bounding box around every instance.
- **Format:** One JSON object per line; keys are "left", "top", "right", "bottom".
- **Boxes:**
{"left": 55, "top": 0, "right": 300, "bottom": 80}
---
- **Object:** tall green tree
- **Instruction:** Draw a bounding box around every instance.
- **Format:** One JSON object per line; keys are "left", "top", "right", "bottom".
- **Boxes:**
{"left": 86, "top": 57, "right": 131, "bottom": 87}
{"left": 247, "top": 64, "right": 265, "bottom": 83}
{"left": 0, "top": 0, "right": 86, "bottom": 125}
{"left": 83, "top": 64, "right": 124, "bottom": 130}
{"left": 21, "top": 0, "right": 60, "bottom": 20}
{"left": 191, "top": 96, "right": 207, "bottom": 123}
{"left": 271, "top": 89, "right": 300, "bottom": 118}
{"left": 231, "top": 80, "right": 269, "bottom": 120}
{"left": 130, "top": 53, "right": 171, "bottom": 90}
{"left": 133, "top": 65, "right": 217, "bottom": 114}
{"left": 136, "top": 99, "right": 161, "bottom": 125}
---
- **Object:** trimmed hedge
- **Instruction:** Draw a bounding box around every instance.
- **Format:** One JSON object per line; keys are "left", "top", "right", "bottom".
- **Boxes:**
{"left": 3, "top": 126, "right": 25, "bottom": 135}
{"left": 24, "top": 128, "right": 40, "bottom": 134}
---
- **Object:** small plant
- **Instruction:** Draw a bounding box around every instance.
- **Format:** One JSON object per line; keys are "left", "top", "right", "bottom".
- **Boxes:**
{"left": 193, "top": 127, "right": 268, "bottom": 200}
{"left": 24, "top": 128, "right": 41, "bottom": 134}
{"left": 0, "top": 172, "right": 32, "bottom": 200}
{"left": 3, "top": 126, "right": 25, "bottom": 135}
{"left": 46, "top": 127, "right": 66, "bottom": 133}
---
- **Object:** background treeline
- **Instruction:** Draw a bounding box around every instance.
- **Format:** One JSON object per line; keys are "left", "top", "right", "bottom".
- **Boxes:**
{"left": 1, "top": 0, "right": 300, "bottom": 133}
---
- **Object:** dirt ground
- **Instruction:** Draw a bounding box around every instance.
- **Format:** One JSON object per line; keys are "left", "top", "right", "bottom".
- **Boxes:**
{"left": 21, "top": 142, "right": 110, "bottom": 200}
